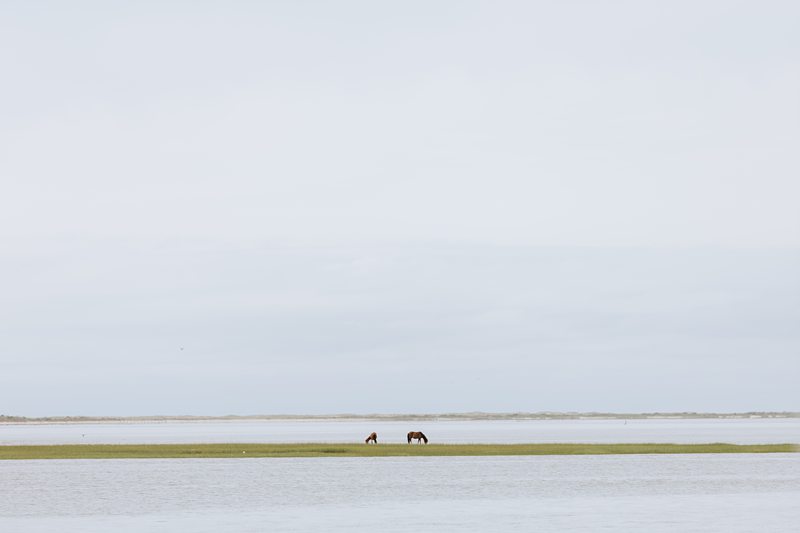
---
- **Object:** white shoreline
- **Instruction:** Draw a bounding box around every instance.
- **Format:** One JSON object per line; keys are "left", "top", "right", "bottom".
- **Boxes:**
{"left": 2, "top": 412, "right": 798, "bottom": 425}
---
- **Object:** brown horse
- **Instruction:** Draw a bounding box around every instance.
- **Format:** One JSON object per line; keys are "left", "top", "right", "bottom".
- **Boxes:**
{"left": 407, "top": 431, "right": 428, "bottom": 444}
{"left": 365, "top": 432, "right": 378, "bottom": 444}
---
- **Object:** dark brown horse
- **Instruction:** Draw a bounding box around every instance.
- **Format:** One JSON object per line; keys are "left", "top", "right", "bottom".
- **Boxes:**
{"left": 407, "top": 431, "right": 428, "bottom": 444}
{"left": 365, "top": 432, "right": 378, "bottom": 444}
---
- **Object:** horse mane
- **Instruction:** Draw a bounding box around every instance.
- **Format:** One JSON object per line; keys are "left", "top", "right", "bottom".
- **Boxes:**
{"left": 419, "top": 432, "right": 428, "bottom": 443}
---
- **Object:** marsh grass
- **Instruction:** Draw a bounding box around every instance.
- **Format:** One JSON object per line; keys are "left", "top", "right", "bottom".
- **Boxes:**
{"left": 0, "top": 442, "right": 796, "bottom": 460}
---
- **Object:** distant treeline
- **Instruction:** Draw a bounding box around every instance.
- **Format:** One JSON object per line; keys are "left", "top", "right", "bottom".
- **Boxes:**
{"left": 1, "top": 412, "right": 798, "bottom": 423}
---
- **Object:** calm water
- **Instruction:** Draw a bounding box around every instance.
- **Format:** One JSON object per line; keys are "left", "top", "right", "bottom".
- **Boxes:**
{"left": 2, "top": 454, "right": 799, "bottom": 532}
{"left": 1, "top": 417, "right": 798, "bottom": 445}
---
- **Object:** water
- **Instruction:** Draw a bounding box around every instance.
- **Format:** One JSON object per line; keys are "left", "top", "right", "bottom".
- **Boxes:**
{"left": 2, "top": 454, "right": 798, "bottom": 532}
{"left": 4, "top": 418, "right": 797, "bottom": 530}
{"left": 2, "top": 417, "right": 798, "bottom": 445}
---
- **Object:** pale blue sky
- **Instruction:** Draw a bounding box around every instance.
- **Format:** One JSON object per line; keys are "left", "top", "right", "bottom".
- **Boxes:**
{"left": 1, "top": 1, "right": 798, "bottom": 415}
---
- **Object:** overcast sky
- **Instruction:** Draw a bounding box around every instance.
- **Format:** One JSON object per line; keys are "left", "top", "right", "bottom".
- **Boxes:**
{"left": 2, "top": 1, "right": 798, "bottom": 416}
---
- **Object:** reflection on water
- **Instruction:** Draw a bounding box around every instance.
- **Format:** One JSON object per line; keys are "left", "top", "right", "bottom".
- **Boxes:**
{"left": 1, "top": 454, "right": 799, "bottom": 532}
{"left": 1, "top": 417, "right": 798, "bottom": 445}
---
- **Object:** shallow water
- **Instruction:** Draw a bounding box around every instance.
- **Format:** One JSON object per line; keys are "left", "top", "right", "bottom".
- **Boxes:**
{"left": 1, "top": 417, "right": 798, "bottom": 445}
{"left": 2, "top": 454, "right": 798, "bottom": 532}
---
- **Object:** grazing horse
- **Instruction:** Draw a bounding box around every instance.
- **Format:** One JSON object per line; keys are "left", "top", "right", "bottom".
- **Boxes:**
{"left": 407, "top": 431, "right": 428, "bottom": 444}
{"left": 365, "top": 432, "right": 378, "bottom": 444}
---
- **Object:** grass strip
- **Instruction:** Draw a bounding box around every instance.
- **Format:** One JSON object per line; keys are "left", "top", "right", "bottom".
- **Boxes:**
{"left": 0, "top": 443, "right": 796, "bottom": 460}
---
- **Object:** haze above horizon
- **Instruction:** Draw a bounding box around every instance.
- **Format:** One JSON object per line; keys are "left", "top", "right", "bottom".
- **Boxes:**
{"left": 1, "top": 1, "right": 798, "bottom": 416}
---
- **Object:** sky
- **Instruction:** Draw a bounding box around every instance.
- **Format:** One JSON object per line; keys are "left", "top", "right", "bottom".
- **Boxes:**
{"left": 1, "top": 1, "right": 798, "bottom": 416}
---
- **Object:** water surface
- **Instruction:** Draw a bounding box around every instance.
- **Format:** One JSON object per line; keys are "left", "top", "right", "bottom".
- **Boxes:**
{"left": 2, "top": 454, "right": 798, "bottom": 532}
{"left": 2, "top": 417, "right": 797, "bottom": 445}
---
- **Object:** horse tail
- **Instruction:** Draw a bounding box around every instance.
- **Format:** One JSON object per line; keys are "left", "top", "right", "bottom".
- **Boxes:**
{"left": 407, "top": 432, "right": 412, "bottom": 444}
{"left": 420, "top": 432, "right": 428, "bottom": 444}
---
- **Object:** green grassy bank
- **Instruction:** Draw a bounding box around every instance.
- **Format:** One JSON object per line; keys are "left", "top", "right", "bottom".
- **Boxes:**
{"left": 0, "top": 443, "right": 796, "bottom": 460}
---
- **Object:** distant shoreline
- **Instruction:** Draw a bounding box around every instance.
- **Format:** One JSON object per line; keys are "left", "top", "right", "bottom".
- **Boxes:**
{"left": 2, "top": 411, "right": 798, "bottom": 424}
